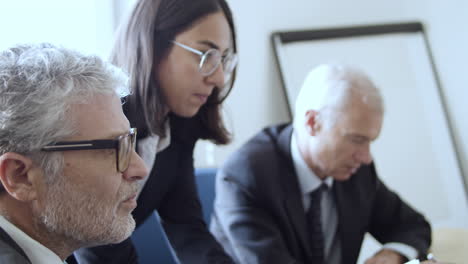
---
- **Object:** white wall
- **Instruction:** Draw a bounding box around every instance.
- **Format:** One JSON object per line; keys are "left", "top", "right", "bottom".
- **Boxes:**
{"left": 404, "top": 0, "right": 468, "bottom": 188}
{"left": 0, "top": 0, "right": 115, "bottom": 59}
{"left": 194, "top": 0, "right": 468, "bottom": 193}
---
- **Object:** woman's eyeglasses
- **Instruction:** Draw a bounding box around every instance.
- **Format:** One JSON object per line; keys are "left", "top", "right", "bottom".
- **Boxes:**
{"left": 41, "top": 128, "right": 137, "bottom": 173}
{"left": 172, "top": 41, "right": 238, "bottom": 85}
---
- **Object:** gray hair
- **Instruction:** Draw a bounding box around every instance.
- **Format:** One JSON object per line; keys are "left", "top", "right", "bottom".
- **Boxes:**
{"left": 0, "top": 43, "right": 129, "bottom": 186}
{"left": 293, "top": 64, "right": 384, "bottom": 131}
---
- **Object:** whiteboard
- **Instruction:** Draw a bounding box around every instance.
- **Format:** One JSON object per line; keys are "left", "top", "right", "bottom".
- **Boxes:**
{"left": 272, "top": 22, "right": 468, "bottom": 262}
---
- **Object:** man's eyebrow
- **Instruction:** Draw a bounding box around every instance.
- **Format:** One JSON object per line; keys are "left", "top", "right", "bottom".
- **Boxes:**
{"left": 102, "top": 128, "right": 131, "bottom": 140}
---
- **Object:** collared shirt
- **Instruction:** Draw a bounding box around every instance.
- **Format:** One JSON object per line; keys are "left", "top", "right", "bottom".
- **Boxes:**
{"left": 290, "top": 133, "right": 417, "bottom": 263}
{"left": 0, "top": 216, "right": 65, "bottom": 264}
{"left": 137, "top": 122, "right": 171, "bottom": 197}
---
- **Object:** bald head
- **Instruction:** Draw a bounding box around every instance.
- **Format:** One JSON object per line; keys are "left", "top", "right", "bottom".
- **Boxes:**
{"left": 294, "top": 64, "right": 384, "bottom": 130}
{"left": 292, "top": 64, "right": 384, "bottom": 181}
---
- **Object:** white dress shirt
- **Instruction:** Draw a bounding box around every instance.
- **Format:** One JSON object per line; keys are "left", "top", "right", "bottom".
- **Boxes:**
{"left": 290, "top": 134, "right": 417, "bottom": 263}
{"left": 0, "top": 216, "right": 65, "bottom": 264}
{"left": 137, "top": 122, "right": 171, "bottom": 197}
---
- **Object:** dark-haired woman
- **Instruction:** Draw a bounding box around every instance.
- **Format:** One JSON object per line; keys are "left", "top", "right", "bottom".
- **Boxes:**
{"left": 74, "top": 0, "right": 238, "bottom": 263}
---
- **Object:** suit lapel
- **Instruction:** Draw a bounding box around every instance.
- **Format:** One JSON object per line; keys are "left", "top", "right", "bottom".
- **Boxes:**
{"left": 132, "top": 114, "right": 197, "bottom": 227}
{"left": 283, "top": 192, "right": 312, "bottom": 259}
{"left": 134, "top": 141, "right": 179, "bottom": 226}
{"left": 274, "top": 125, "right": 313, "bottom": 260}
{"left": 0, "top": 226, "right": 31, "bottom": 263}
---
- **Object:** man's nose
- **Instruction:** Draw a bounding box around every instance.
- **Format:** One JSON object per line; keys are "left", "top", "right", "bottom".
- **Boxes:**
{"left": 123, "top": 150, "right": 149, "bottom": 181}
{"left": 355, "top": 145, "right": 373, "bottom": 165}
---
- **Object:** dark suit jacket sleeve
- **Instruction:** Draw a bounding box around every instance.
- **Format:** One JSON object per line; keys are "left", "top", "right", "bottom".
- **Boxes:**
{"left": 213, "top": 168, "right": 303, "bottom": 264}
{"left": 367, "top": 166, "right": 431, "bottom": 258}
{"left": 157, "top": 141, "right": 233, "bottom": 264}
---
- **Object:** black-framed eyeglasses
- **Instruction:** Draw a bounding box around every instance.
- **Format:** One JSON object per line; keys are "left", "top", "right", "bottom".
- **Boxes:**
{"left": 41, "top": 128, "right": 137, "bottom": 173}
{"left": 172, "top": 40, "right": 238, "bottom": 84}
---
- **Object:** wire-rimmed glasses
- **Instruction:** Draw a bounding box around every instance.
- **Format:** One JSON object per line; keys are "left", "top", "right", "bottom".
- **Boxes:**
{"left": 172, "top": 40, "right": 238, "bottom": 85}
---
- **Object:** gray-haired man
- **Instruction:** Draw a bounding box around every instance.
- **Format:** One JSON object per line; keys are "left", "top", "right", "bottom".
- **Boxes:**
{"left": 0, "top": 43, "right": 148, "bottom": 263}
{"left": 211, "top": 64, "right": 431, "bottom": 264}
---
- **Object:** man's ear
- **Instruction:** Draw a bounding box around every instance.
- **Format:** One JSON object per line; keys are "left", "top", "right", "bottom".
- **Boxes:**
{"left": 0, "top": 153, "right": 38, "bottom": 201}
{"left": 305, "top": 110, "right": 321, "bottom": 136}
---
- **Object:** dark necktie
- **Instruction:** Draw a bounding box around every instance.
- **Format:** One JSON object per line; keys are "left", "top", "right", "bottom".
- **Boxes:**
{"left": 306, "top": 184, "right": 327, "bottom": 264}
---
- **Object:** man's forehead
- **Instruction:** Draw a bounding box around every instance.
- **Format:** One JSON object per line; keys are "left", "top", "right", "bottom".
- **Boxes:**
{"left": 337, "top": 109, "right": 382, "bottom": 133}
{"left": 340, "top": 120, "right": 382, "bottom": 140}
{"left": 68, "top": 94, "right": 130, "bottom": 139}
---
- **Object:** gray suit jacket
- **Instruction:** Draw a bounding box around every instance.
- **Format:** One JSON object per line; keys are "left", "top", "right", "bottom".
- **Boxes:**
{"left": 0, "top": 226, "right": 31, "bottom": 264}
{"left": 210, "top": 124, "right": 431, "bottom": 264}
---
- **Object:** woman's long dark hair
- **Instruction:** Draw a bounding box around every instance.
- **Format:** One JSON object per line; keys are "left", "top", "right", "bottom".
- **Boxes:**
{"left": 111, "top": 0, "right": 237, "bottom": 144}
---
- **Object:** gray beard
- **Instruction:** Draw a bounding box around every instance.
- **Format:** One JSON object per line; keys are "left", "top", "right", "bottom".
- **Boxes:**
{"left": 34, "top": 175, "right": 137, "bottom": 247}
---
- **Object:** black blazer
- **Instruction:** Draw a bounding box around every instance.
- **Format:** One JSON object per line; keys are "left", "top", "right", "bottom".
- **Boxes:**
{"left": 0, "top": 226, "right": 31, "bottom": 264}
{"left": 210, "top": 124, "right": 431, "bottom": 264}
{"left": 74, "top": 115, "right": 233, "bottom": 264}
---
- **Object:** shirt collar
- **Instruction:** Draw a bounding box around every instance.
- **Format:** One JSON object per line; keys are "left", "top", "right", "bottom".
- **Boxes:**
{"left": 136, "top": 120, "right": 171, "bottom": 197}
{"left": 0, "top": 215, "right": 65, "bottom": 264}
{"left": 156, "top": 120, "right": 171, "bottom": 152}
{"left": 291, "top": 132, "right": 333, "bottom": 196}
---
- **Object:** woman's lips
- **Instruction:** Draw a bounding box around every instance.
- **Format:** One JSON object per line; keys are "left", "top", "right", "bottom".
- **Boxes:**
{"left": 194, "top": 93, "right": 209, "bottom": 104}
